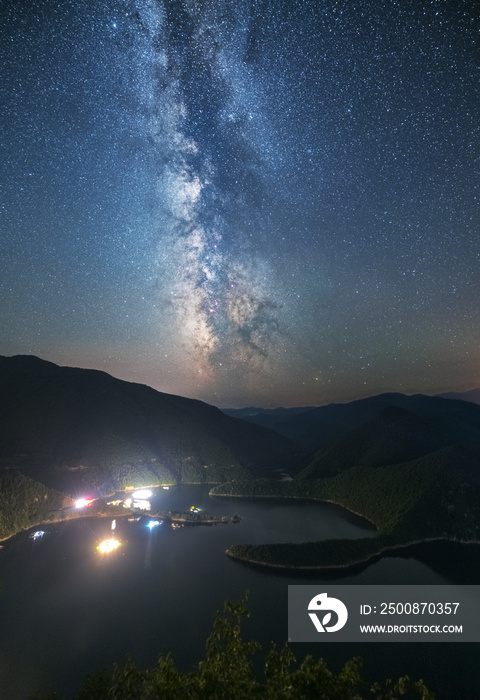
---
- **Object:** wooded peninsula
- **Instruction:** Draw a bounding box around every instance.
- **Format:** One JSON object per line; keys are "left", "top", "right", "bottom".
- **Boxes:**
{"left": 210, "top": 446, "right": 480, "bottom": 570}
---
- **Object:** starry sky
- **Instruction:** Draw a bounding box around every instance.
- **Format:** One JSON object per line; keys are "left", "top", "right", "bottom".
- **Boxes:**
{"left": 1, "top": 0, "right": 478, "bottom": 407}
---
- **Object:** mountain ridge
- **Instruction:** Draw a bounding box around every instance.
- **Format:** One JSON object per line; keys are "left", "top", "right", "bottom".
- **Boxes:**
{"left": 437, "top": 388, "right": 480, "bottom": 405}
{"left": 0, "top": 355, "right": 303, "bottom": 495}
{"left": 223, "top": 391, "right": 480, "bottom": 456}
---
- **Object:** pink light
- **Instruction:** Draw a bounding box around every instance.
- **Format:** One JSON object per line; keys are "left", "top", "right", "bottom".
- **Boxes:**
{"left": 75, "top": 498, "right": 93, "bottom": 509}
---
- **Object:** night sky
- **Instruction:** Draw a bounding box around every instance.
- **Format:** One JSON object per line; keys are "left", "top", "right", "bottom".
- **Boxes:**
{"left": 1, "top": 0, "right": 478, "bottom": 407}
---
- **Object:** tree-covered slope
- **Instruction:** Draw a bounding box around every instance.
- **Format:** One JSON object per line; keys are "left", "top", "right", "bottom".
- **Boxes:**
{"left": 65, "top": 596, "right": 433, "bottom": 700}
{"left": 0, "top": 469, "right": 73, "bottom": 540}
{"left": 0, "top": 355, "right": 302, "bottom": 494}
{"left": 251, "top": 392, "right": 480, "bottom": 458}
{"left": 213, "top": 445, "right": 480, "bottom": 569}
{"left": 297, "top": 405, "right": 452, "bottom": 478}
{"left": 221, "top": 406, "right": 315, "bottom": 431}
{"left": 296, "top": 397, "right": 480, "bottom": 479}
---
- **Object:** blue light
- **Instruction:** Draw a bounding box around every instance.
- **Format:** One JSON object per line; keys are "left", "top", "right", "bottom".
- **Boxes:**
{"left": 147, "top": 520, "right": 161, "bottom": 529}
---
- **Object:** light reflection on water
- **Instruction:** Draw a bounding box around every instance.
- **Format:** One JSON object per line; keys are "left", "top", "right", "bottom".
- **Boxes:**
{"left": 0, "top": 485, "right": 478, "bottom": 700}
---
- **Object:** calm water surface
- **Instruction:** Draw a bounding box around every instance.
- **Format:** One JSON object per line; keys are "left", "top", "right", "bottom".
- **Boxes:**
{"left": 0, "top": 485, "right": 479, "bottom": 699}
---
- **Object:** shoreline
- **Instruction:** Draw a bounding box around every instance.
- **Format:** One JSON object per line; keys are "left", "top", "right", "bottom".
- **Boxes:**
{"left": 212, "top": 489, "right": 480, "bottom": 571}
{"left": 225, "top": 536, "right": 480, "bottom": 572}
{"left": 0, "top": 483, "right": 238, "bottom": 544}
{"left": 210, "top": 490, "right": 378, "bottom": 528}
{"left": 0, "top": 509, "right": 238, "bottom": 545}
{"left": 153, "top": 509, "right": 240, "bottom": 525}
{"left": 0, "top": 509, "right": 126, "bottom": 544}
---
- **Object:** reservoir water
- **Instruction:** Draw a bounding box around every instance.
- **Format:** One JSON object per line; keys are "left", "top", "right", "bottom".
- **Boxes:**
{"left": 0, "top": 485, "right": 479, "bottom": 699}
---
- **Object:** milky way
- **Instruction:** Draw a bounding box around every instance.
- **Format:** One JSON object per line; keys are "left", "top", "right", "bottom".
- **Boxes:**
{"left": 129, "top": 0, "right": 282, "bottom": 383}
{"left": 1, "top": 0, "right": 478, "bottom": 406}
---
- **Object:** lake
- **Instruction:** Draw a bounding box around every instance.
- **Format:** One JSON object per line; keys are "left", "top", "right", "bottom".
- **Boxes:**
{"left": 0, "top": 485, "right": 479, "bottom": 699}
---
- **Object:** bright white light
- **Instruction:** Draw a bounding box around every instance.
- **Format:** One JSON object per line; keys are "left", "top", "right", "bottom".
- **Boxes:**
{"left": 133, "top": 499, "right": 151, "bottom": 511}
{"left": 111, "top": 519, "right": 116, "bottom": 530}
{"left": 132, "top": 489, "right": 152, "bottom": 499}
{"left": 147, "top": 520, "right": 161, "bottom": 529}
{"left": 97, "top": 539, "right": 120, "bottom": 553}
{"left": 76, "top": 498, "right": 93, "bottom": 509}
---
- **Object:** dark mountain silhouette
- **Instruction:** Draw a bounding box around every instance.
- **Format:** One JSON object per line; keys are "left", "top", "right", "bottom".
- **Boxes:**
{"left": 437, "top": 388, "right": 480, "bottom": 405}
{"left": 224, "top": 393, "right": 420, "bottom": 452}
{"left": 221, "top": 406, "right": 315, "bottom": 430}
{"left": 0, "top": 355, "right": 302, "bottom": 495}
{"left": 223, "top": 392, "right": 480, "bottom": 482}
{"left": 239, "top": 392, "right": 480, "bottom": 455}
{"left": 296, "top": 395, "right": 480, "bottom": 479}
{"left": 223, "top": 443, "right": 480, "bottom": 570}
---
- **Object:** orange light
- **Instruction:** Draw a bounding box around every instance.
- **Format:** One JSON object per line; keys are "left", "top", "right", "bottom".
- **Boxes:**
{"left": 97, "top": 539, "right": 120, "bottom": 553}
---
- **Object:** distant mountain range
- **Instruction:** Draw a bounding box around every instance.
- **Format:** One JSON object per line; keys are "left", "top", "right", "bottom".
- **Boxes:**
{"left": 0, "top": 355, "right": 301, "bottom": 495}
{"left": 222, "top": 405, "right": 315, "bottom": 429}
{"left": 437, "top": 388, "right": 480, "bottom": 405}
{"left": 295, "top": 394, "right": 480, "bottom": 479}
{"left": 224, "top": 391, "right": 480, "bottom": 462}
{"left": 4, "top": 355, "right": 480, "bottom": 498}
{"left": 218, "top": 392, "right": 480, "bottom": 569}
{"left": 3, "top": 355, "right": 480, "bottom": 562}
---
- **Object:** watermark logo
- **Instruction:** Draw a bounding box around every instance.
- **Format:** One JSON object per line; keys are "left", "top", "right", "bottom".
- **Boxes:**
{"left": 290, "top": 585, "right": 480, "bottom": 642}
{"left": 308, "top": 593, "right": 349, "bottom": 633}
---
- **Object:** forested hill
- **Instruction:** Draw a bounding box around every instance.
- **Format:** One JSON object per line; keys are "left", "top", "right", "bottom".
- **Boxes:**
{"left": 215, "top": 443, "right": 480, "bottom": 570}
{"left": 224, "top": 392, "right": 480, "bottom": 460}
{"left": 295, "top": 396, "right": 480, "bottom": 479}
{"left": 0, "top": 470, "right": 74, "bottom": 540}
{"left": 0, "top": 355, "right": 302, "bottom": 495}
{"left": 214, "top": 393, "right": 480, "bottom": 569}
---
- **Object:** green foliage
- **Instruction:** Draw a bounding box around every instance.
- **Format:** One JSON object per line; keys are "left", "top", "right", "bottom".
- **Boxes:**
{"left": 295, "top": 399, "right": 480, "bottom": 480}
{"left": 180, "top": 461, "right": 206, "bottom": 483}
{"left": 227, "top": 538, "right": 386, "bottom": 569}
{"left": 150, "top": 508, "right": 237, "bottom": 524}
{"left": 150, "top": 461, "right": 176, "bottom": 484}
{"left": 212, "top": 447, "right": 480, "bottom": 569}
{"left": 0, "top": 470, "right": 67, "bottom": 540}
{"left": 65, "top": 595, "right": 434, "bottom": 700}
{"left": 202, "top": 462, "right": 252, "bottom": 483}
